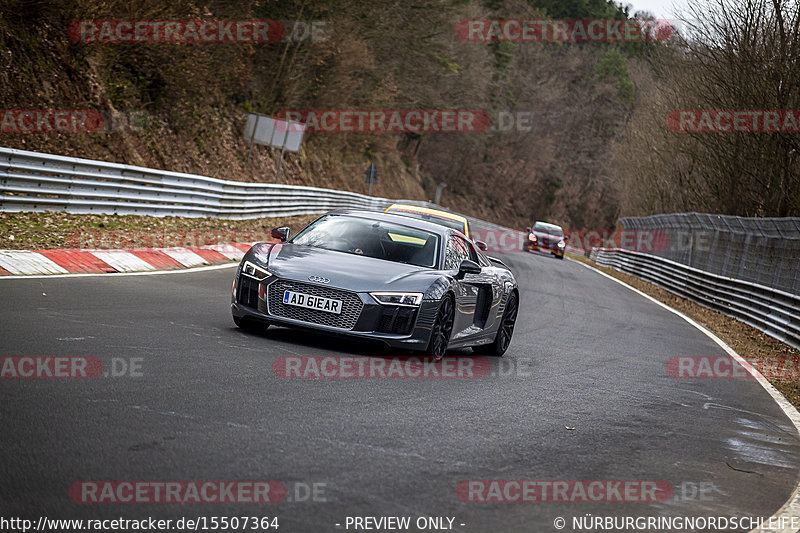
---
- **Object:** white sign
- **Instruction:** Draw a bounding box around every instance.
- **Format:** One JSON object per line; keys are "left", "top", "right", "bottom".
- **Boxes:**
{"left": 284, "top": 121, "right": 306, "bottom": 152}
{"left": 244, "top": 114, "right": 305, "bottom": 153}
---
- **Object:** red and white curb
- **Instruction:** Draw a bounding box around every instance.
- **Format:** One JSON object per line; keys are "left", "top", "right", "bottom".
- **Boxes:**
{"left": 0, "top": 243, "right": 256, "bottom": 276}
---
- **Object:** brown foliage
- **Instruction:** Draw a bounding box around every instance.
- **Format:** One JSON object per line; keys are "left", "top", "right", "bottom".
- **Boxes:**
{"left": 615, "top": 0, "right": 800, "bottom": 218}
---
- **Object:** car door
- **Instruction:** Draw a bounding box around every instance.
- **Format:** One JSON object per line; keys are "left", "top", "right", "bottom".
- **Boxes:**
{"left": 473, "top": 247, "right": 505, "bottom": 333}
{"left": 446, "top": 234, "right": 497, "bottom": 339}
{"left": 445, "top": 234, "right": 476, "bottom": 338}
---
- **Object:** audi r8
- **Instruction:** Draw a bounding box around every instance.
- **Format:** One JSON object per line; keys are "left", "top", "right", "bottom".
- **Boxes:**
{"left": 231, "top": 210, "right": 519, "bottom": 358}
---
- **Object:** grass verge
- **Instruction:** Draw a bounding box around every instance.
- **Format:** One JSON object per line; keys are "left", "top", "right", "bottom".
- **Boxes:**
{"left": 0, "top": 212, "right": 320, "bottom": 250}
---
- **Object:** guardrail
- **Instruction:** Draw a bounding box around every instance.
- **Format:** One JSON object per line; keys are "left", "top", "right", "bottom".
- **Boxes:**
{"left": 589, "top": 247, "right": 800, "bottom": 350}
{"left": 0, "top": 147, "right": 398, "bottom": 219}
{"left": 620, "top": 213, "right": 800, "bottom": 295}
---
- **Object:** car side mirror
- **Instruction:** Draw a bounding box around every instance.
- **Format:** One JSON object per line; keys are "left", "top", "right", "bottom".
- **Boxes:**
{"left": 475, "top": 240, "right": 487, "bottom": 251}
{"left": 271, "top": 227, "right": 290, "bottom": 242}
{"left": 458, "top": 259, "right": 482, "bottom": 277}
{"left": 563, "top": 235, "right": 569, "bottom": 242}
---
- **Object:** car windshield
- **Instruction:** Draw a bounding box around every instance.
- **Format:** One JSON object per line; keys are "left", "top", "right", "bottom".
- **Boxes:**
{"left": 291, "top": 215, "right": 440, "bottom": 268}
{"left": 387, "top": 208, "right": 466, "bottom": 234}
{"left": 533, "top": 222, "right": 563, "bottom": 237}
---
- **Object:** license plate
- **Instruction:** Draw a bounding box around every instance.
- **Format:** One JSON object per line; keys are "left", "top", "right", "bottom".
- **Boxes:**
{"left": 282, "top": 290, "right": 343, "bottom": 315}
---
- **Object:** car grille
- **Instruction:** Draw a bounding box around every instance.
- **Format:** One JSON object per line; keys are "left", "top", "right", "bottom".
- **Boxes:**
{"left": 416, "top": 303, "right": 438, "bottom": 329}
{"left": 376, "top": 306, "right": 418, "bottom": 335}
{"left": 267, "top": 279, "right": 363, "bottom": 330}
{"left": 237, "top": 276, "right": 260, "bottom": 308}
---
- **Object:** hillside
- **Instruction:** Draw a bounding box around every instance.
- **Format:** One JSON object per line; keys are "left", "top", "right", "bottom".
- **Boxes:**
{"left": 7, "top": 0, "right": 792, "bottom": 228}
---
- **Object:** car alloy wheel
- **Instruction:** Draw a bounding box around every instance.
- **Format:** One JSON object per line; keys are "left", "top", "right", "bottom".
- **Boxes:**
{"left": 496, "top": 292, "right": 518, "bottom": 354}
{"left": 475, "top": 291, "right": 518, "bottom": 356}
{"left": 429, "top": 295, "right": 454, "bottom": 360}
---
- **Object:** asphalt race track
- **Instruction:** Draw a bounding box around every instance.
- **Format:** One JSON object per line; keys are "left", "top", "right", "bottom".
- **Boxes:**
{"left": 1, "top": 250, "right": 799, "bottom": 532}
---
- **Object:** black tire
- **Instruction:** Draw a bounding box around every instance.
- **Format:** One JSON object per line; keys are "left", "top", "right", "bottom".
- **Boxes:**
{"left": 474, "top": 292, "right": 518, "bottom": 356}
{"left": 557, "top": 254, "right": 564, "bottom": 260}
{"left": 427, "top": 294, "right": 455, "bottom": 360}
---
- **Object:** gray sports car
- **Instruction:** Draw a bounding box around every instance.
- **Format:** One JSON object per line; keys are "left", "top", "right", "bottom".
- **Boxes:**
{"left": 231, "top": 210, "right": 519, "bottom": 358}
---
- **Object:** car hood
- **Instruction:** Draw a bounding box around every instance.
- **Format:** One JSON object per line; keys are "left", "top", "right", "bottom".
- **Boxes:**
{"left": 532, "top": 231, "right": 564, "bottom": 244}
{"left": 263, "top": 243, "right": 444, "bottom": 292}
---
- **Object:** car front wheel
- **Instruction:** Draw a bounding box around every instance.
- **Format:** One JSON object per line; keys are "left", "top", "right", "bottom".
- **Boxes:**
{"left": 427, "top": 294, "right": 454, "bottom": 360}
{"left": 474, "top": 292, "right": 518, "bottom": 356}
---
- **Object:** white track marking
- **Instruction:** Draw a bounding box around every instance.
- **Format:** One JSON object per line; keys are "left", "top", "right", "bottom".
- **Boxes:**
{"left": 161, "top": 247, "right": 209, "bottom": 268}
{"left": 89, "top": 250, "right": 156, "bottom": 272}
{"left": 0, "top": 250, "right": 69, "bottom": 275}
{"left": 0, "top": 261, "right": 238, "bottom": 280}
{"left": 204, "top": 244, "right": 246, "bottom": 261}
{"left": 572, "top": 258, "right": 800, "bottom": 533}
{"left": 0, "top": 242, "right": 251, "bottom": 277}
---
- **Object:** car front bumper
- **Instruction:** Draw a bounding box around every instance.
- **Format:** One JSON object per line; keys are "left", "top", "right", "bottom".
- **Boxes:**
{"left": 524, "top": 241, "right": 564, "bottom": 256}
{"left": 232, "top": 274, "right": 439, "bottom": 351}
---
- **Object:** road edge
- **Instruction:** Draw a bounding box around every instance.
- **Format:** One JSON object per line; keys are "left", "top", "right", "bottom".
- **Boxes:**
{"left": 572, "top": 259, "right": 800, "bottom": 533}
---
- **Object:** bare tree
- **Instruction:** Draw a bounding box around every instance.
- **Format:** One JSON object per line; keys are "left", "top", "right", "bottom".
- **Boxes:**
{"left": 617, "top": 0, "right": 800, "bottom": 218}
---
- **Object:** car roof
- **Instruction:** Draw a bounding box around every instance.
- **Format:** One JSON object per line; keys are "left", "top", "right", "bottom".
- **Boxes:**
{"left": 385, "top": 203, "right": 468, "bottom": 225}
{"left": 326, "top": 209, "right": 454, "bottom": 237}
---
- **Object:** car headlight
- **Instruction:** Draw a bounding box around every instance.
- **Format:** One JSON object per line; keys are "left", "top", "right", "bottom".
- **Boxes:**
{"left": 557, "top": 241, "right": 566, "bottom": 248}
{"left": 529, "top": 234, "right": 537, "bottom": 241}
{"left": 370, "top": 292, "right": 423, "bottom": 306}
{"left": 242, "top": 260, "right": 272, "bottom": 281}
